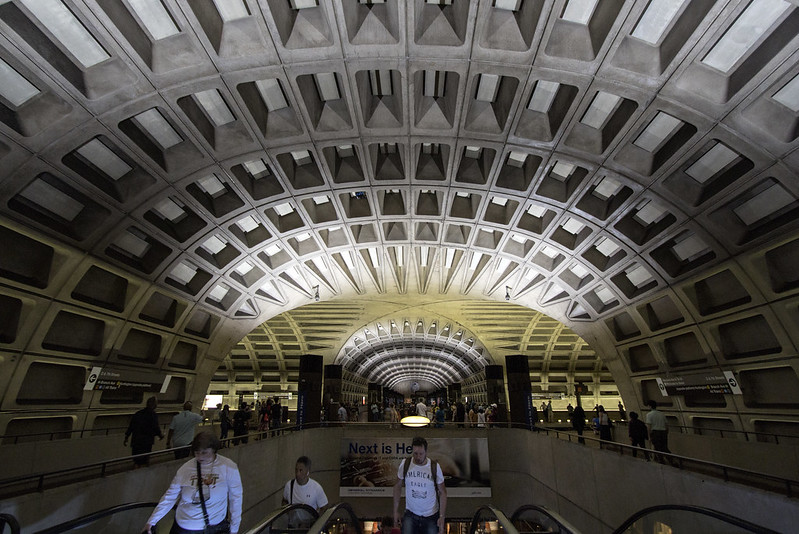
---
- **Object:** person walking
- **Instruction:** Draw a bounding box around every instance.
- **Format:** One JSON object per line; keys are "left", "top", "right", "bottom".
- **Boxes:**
{"left": 282, "top": 455, "right": 328, "bottom": 511}
{"left": 142, "top": 431, "right": 242, "bottom": 534}
{"left": 628, "top": 411, "right": 649, "bottom": 460}
{"left": 645, "top": 400, "right": 674, "bottom": 465}
{"left": 123, "top": 396, "right": 163, "bottom": 468}
{"left": 167, "top": 400, "right": 204, "bottom": 459}
{"left": 571, "top": 404, "right": 586, "bottom": 444}
{"left": 393, "top": 436, "right": 447, "bottom": 534}
{"left": 219, "top": 404, "right": 231, "bottom": 443}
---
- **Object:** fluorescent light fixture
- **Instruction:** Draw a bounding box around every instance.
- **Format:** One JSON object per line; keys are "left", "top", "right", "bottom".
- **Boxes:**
{"left": 685, "top": 143, "right": 738, "bottom": 184}
{"left": 76, "top": 139, "right": 131, "bottom": 180}
{"left": 314, "top": 72, "right": 340, "bottom": 101}
{"left": 19, "top": 0, "right": 109, "bottom": 67}
{"left": 19, "top": 179, "right": 83, "bottom": 221}
{"left": 510, "top": 233, "right": 526, "bottom": 244}
{"left": 196, "top": 174, "right": 226, "bottom": 197}
{"left": 592, "top": 177, "right": 622, "bottom": 200}
{"left": 312, "top": 195, "right": 330, "bottom": 205}
{"left": 475, "top": 73, "right": 500, "bottom": 102}
{"left": 341, "top": 251, "right": 356, "bottom": 270}
{"left": 212, "top": 0, "right": 250, "bottom": 21}
{"left": 195, "top": 89, "right": 235, "bottom": 126}
{"left": 672, "top": 233, "right": 708, "bottom": 261}
{"left": 701, "top": 0, "right": 790, "bottom": 73}
{"left": 491, "top": 196, "right": 508, "bottom": 206}
{"left": 773, "top": 73, "right": 799, "bottom": 112}
{"left": 379, "top": 143, "right": 397, "bottom": 154}
{"left": 631, "top": 0, "right": 687, "bottom": 45}
{"left": 562, "top": 0, "right": 598, "bottom": 24}
{"left": 290, "top": 0, "right": 318, "bottom": 8}
{"left": 455, "top": 191, "right": 470, "bottom": 198}
{"left": 255, "top": 79, "right": 288, "bottom": 111}
{"left": 337, "top": 145, "right": 354, "bottom": 158}
{"left": 295, "top": 232, "right": 311, "bottom": 242}
{"left": 581, "top": 91, "right": 621, "bottom": 129}
{"left": 169, "top": 261, "right": 197, "bottom": 285}
{"left": 395, "top": 246, "right": 403, "bottom": 267}
{"left": 633, "top": 112, "right": 683, "bottom": 152}
{"left": 595, "top": 237, "right": 620, "bottom": 257}
{"left": 243, "top": 159, "right": 270, "bottom": 178}
{"left": 132, "top": 108, "right": 182, "bottom": 149}
{"left": 733, "top": 183, "right": 794, "bottom": 226}
{"left": 236, "top": 215, "right": 260, "bottom": 233}
{"left": 528, "top": 80, "right": 559, "bottom": 113}
{"left": 0, "top": 57, "right": 39, "bottom": 107}
{"left": 127, "top": 0, "right": 180, "bottom": 40}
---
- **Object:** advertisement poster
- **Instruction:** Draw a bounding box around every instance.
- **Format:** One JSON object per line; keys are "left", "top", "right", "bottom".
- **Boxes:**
{"left": 340, "top": 437, "right": 491, "bottom": 497}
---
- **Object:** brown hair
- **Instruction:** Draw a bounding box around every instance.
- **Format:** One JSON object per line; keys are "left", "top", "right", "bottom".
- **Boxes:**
{"left": 191, "top": 431, "right": 221, "bottom": 453}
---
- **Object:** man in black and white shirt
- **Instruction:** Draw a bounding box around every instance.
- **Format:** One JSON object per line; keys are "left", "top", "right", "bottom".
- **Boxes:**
{"left": 393, "top": 437, "right": 447, "bottom": 534}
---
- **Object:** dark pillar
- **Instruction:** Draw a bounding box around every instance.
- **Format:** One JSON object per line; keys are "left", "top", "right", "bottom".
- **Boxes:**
{"left": 485, "top": 365, "right": 507, "bottom": 424}
{"left": 298, "top": 355, "right": 323, "bottom": 428}
{"left": 448, "top": 383, "right": 462, "bottom": 404}
{"left": 505, "top": 355, "right": 535, "bottom": 430}
{"left": 324, "top": 364, "right": 343, "bottom": 423}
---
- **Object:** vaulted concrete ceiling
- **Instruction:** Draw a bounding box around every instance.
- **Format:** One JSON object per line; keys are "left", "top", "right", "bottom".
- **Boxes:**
{"left": 1, "top": 0, "right": 799, "bottom": 433}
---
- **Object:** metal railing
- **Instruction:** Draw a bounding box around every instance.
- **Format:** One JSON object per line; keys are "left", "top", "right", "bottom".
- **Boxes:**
{"left": 244, "top": 504, "right": 319, "bottom": 534}
{"left": 610, "top": 420, "right": 798, "bottom": 445}
{"left": 611, "top": 504, "right": 782, "bottom": 534}
{"left": 534, "top": 424, "right": 798, "bottom": 498}
{"left": 31, "top": 502, "right": 158, "bottom": 534}
{"left": 509, "top": 504, "right": 582, "bottom": 534}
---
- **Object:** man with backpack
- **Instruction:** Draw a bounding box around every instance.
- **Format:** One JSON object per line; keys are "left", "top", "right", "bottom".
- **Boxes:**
{"left": 393, "top": 436, "right": 447, "bottom": 534}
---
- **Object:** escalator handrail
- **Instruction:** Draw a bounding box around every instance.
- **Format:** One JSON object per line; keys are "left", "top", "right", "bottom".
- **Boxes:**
{"left": 32, "top": 501, "right": 159, "bottom": 534}
{"left": 244, "top": 503, "right": 319, "bottom": 534}
{"left": 0, "top": 513, "right": 21, "bottom": 534}
{"left": 610, "top": 504, "right": 782, "bottom": 534}
{"left": 510, "top": 504, "right": 582, "bottom": 534}
{"left": 307, "top": 503, "right": 363, "bottom": 534}
{"left": 469, "top": 505, "right": 520, "bottom": 534}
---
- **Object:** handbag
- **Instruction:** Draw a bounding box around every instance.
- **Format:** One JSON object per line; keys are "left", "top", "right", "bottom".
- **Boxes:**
{"left": 196, "top": 461, "right": 231, "bottom": 534}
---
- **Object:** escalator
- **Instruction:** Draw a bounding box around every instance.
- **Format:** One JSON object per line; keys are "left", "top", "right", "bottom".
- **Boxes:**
{"left": 9, "top": 501, "right": 782, "bottom": 534}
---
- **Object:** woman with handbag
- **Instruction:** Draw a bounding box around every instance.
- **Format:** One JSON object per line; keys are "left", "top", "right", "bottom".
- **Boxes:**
{"left": 142, "top": 431, "right": 243, "bottom": 534}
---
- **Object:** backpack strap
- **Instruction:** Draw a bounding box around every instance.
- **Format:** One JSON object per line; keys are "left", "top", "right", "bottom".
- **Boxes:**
{"left": 402, "top": 457, "right": 440, "bottom": 501}
{"left": 290, "top": 478, "right": 294, "bottom": 504}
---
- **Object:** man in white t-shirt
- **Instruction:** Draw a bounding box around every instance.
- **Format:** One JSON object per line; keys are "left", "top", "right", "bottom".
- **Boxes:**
{"left": 393, "top": 436, "right": 447, "bottom": 534}
{"left": 167, "top": 401, "right": 204, "bottom": 459}
{"left": 338, "top": 404, "right": 348, "bottom": 423}
{"left": 416, "top": 400, "right": 427, "bottom": 419}
{"left": 283, "top": 456, "right": 329, "bottom": 513}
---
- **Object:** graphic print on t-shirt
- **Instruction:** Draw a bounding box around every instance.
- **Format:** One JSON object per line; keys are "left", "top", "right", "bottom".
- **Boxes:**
{"left": 411, "top": 489, "right": 428, "bottom": 499}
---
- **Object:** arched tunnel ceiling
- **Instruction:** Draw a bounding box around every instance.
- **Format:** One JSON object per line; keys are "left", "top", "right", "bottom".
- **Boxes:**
{"left": 1, "top": 0, "right": 799, "bottom": 428}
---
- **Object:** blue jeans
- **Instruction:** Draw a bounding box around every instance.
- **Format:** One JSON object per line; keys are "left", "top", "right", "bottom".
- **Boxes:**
{"left": 402, "top": 510, "right": 439, "bottom": 534}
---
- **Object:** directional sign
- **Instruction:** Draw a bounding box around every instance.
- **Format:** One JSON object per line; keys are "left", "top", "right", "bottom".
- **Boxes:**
{"left": 656, "top": 371, "right": 742, "bottom": 397}
{"left": 84, "top": 366, "right": 171, "bottom": 393}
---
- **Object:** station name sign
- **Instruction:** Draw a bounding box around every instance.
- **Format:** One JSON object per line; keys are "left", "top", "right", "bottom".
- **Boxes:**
{"left": 83, "top": 366, "right": 172, "bottom": 393}
{"left": 656, "top": 371, "right": 742, "bottom": 397}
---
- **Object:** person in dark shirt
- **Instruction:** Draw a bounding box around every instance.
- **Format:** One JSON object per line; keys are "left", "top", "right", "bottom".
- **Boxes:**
{"left": 123, "top": 396, "right": 163, "bottom": 467}
{"left": 232, "top": 403, "right": 252, "bottom": 445}
{"left": 571, "top": 405, "right": 586, "bottom": 444}
{"left": 628, "top": 411, "right": 649, "bottom": 460}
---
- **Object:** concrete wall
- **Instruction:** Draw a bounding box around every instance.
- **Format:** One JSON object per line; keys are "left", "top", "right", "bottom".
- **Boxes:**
{"left": 1, "top": 428, "right": 797, "bottom": 533}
